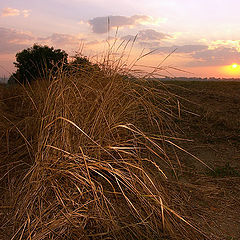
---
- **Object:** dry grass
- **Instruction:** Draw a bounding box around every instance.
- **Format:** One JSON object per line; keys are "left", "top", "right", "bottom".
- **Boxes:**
{"left": 0, "top": 60, "right": 210, "bottom": 239}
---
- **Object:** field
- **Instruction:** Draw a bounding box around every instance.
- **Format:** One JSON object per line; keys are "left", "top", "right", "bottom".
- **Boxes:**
{"left": 0, "top": 73, "right": 239, "bottom": 239}
{"left": 162, "top": 81, "right": 240, "bottom": 239}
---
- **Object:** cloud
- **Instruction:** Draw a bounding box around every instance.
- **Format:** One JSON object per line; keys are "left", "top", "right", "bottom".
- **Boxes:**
{"left": 39, "top": 33, "right": 82, "bottom": 46}
{"left": 148, "top": 44, "right": 240, "bottom": 66}
{"left": 121, "top": 32, "right": 207, "bottom": 55}
{"left": 139, "top": 29, "right": 171, "bottom": 41}
{"left": 88, "top": 15, "right": 158, "bottom": 34}
{"left": 0, "top": 27, "right": 34, "bottom": 54}
{"left": 1, "top": 8, "right": 20, "bottom": 17}
{"left": 189, "top": 47, "right": 240, "bottom": 66}
{"left": 155, "top": 45, "right": 208, "bottom": 54}
{"left": 1, "top": 8, "right": 31, "bottom": 18}
{"left": 176, "top": 45, "right": 208, "bottom": 53}
{"left": 85, "top": 40, "right": 100, "bottom": 46}
{"left": 22, "top": 9, "right": 31, "bottom": 18}
{"left": 200, "top": 39, "right": 240, "bottom": 52}
{"left": 122, "top": 29, "right": 171, "bottom": 43}
{"left": 0, "top": 28, "right": 90, "bottom": 55}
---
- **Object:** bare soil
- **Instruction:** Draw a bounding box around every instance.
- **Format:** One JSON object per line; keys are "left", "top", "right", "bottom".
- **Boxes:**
{"left": 163, "top": 81, "right": 240, "bottom": 240}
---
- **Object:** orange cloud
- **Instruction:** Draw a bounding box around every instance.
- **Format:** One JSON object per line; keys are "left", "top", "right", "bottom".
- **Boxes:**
{"left": 1, "top": 8, "right": 20, "bottom": 17}
{"left": 1, "top": 8, "right": 31, "bottom": 18}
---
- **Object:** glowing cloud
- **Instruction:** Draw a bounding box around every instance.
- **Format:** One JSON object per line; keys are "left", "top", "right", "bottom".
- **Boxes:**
{"left": 1, "top": 8, "right": 20, "bottom": 17}
{"left": 22, "top": 10, "right": 31, "bottom": 18}
{"left": 1, "top": 8, "right": 31, "bottom": 18}
{"left": 207, "top": 40, "right": 240, "bottom": 51}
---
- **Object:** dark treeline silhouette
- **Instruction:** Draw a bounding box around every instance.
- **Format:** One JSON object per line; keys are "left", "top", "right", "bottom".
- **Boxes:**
{"left": 8, "top": 44, "right": 240, "bottom": 84}
{"left": 9, "top": 44, "right": 96, "bottom": 84}
{"left": 154, "top": 76, "right": 240, "bottom": 82}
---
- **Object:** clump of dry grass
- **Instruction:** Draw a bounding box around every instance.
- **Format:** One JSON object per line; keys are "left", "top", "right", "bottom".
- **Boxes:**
{"left": 0, "top": 55, "right": 205, "bottom": 239}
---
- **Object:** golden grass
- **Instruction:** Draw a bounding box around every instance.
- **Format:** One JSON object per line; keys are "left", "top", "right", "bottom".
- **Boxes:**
{"left": 0, "top": 59, "right": 208, "bottom": 239}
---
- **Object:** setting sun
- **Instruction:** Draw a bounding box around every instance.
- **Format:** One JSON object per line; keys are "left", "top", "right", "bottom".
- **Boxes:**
{"left": 232, "top": 63, "right": 239, "bottom": 69}
{"left": 221, "top": 63, "right": 240, "bottom": 76}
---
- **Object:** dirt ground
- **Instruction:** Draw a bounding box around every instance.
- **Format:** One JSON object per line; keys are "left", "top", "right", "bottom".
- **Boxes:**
{"left": 163, "top": 81, "right": 240, "bottom": 239}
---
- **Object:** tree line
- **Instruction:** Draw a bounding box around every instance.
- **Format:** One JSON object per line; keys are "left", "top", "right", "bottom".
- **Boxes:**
{"left": 9, "top": 44, "right": 97, "bottom": 84}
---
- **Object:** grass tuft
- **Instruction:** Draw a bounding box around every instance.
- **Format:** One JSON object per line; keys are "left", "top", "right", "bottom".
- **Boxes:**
{"left": 0, "top": 54, "right": 208, "bottom": 239}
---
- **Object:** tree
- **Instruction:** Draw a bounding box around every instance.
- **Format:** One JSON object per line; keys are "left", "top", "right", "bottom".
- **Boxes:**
{"left": 67, "top": 56, "right": 100, "bottom": 74}
{"left": 12, "top": 44, "right": 68, "bottom": 84}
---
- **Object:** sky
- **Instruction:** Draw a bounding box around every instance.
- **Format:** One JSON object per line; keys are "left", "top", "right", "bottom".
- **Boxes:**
{"left": 1, "top": 0, "right": 240, "bottom": 79}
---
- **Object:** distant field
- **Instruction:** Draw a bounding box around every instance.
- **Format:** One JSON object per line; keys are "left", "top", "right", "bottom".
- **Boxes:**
{"left": 164, "top": 81, "right": 240, "bottom": 143}
{"left": 161, "top": 80, "right": 240, "bottom": 168}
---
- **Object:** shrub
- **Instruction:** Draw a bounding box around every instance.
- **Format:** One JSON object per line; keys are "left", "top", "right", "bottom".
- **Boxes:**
{"left": 11, "top": 44, "right": 68, "bottom": 84}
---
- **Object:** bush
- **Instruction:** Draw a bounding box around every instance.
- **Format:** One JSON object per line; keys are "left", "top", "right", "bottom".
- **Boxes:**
{"left": 11, "top": 44, "right": 68, "bottom": 84}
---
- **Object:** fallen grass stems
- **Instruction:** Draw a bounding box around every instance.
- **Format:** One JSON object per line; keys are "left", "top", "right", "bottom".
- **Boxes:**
{"left": 0, "top": 55, "right": 210, "bottom": 239}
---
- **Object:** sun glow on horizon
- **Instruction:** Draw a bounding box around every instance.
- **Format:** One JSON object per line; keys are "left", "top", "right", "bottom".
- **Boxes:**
{"left": 221, "top": 63, "right": 240, "bottom": 77}
{"left": 231, "top": 63, "right": 239, "bottom": 69}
